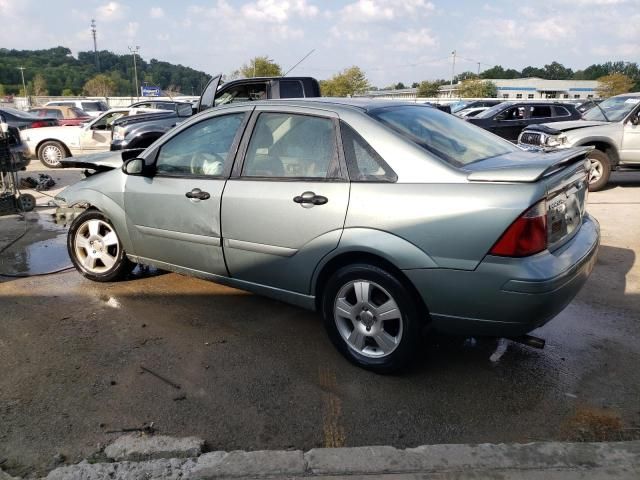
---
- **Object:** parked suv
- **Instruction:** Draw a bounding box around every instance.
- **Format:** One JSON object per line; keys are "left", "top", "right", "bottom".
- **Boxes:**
{"left": 467, "top": 102, "right": 582, "bottom": 142}
{"left": 518, "top": 93, "right": 640, "bottom": 191}
{"left": 45, "top": 100, "right": 109, "bottom": 118}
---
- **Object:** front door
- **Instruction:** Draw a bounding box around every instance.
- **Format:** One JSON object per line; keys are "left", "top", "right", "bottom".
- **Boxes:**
{"left": 124, "top": 111, "right": 249, "bottom": 275}
{"left": 222, "top": 108, "right": 350, "bottom": 294}
{"left": 492, "top": 106, "right": 526, "bottom": 141}
{"left": 80, "top": 110, "right": 128, "bottom": 152}
{"left": 621, "top": 109, "right": 640, "bottom": 163}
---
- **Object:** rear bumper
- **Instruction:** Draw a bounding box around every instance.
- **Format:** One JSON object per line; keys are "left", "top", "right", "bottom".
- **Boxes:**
{"left": 404, "top": 214, "right": 600, "bottom": 337}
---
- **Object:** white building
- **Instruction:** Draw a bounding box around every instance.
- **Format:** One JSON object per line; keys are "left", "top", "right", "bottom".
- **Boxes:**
{"left": 438, "top": 77, "right": 600, "bottom": 100}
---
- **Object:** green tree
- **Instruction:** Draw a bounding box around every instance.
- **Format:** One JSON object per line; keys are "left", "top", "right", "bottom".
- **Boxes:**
{"left": 83, "top": 74, "right": 116, "bottom": 97}
{"left": 238, "top": 56, "right": 282, "bottom": 78}
{"left": 455, "top": 71, "right": 478, "bottom": 82}
{"left": 33, "top": 74, "right": 48, "bottom": 95}
{"left": 61, "top": 88, "right": 74, "bottom": 96}
{"left": 480, "top": 66, "right": 520, "bottom": 79}
{"left": 321, "top": 66, "right": 370, "bottom": 97}
{"left": 596, "top": 73, "right": 635, "bottom": 98}
{"left": 416, "top": 80, "right": 441, "bottom": 97}
{"left": 458, "top": 79, "right": 497, "bottom": 98}
{"left": 542, "top": 61, "right": 572, "bottom": 80}
{"left": 395, "top": 82, "right": 406, "bottom": 90}
{"left": 0, "top": 84, "right": 4, "bottom": 96}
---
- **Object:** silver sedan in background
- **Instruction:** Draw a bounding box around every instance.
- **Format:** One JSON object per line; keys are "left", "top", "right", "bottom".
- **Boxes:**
{"left": 56, "top": 99, "right": 599, "bottom": 373}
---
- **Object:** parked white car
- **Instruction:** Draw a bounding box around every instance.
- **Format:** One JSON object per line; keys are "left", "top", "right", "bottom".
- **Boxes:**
{"left": 21, "top": 107, "right": 166, "bottom": 167}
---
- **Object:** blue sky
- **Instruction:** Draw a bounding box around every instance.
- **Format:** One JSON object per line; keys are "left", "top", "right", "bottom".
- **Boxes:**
{"left": 1, "top": 0, "right": 638, "bottom": 86}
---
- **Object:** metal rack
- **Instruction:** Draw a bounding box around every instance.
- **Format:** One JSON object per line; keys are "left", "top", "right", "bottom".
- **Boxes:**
{"left": 0, "top": 118, "right": 35, "bottom": 216}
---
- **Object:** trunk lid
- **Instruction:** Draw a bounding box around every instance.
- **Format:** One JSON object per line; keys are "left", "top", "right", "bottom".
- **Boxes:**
{"left": 467, "top": 147, "right": 591, "bottom": 251}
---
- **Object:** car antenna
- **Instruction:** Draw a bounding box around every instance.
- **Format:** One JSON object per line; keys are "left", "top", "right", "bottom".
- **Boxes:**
{"left": 284, "top": 49, "right": 315, "bottom": 77}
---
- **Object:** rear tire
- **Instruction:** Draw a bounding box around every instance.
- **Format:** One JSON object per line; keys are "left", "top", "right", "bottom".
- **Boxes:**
{"left": 321, "top": 263, "right": 422, "bottom": 374}
{"left": 587, "top": 149, "right": 611, "bottom": 192}
{"left": 67, "top": 210, "right": 134, "bottom": 282}
{"left": 38, "top": 141, "right": 67, "bottom": 168}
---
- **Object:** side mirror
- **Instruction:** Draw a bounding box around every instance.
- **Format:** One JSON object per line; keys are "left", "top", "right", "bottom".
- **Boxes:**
{"left": 122, "top": 158, "right": 148, "bottom": 176}
{"left": 630, "top": 113, "right": 639, "bottom": 126}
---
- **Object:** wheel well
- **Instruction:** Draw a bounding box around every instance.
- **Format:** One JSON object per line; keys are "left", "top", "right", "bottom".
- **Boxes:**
{"left": 36, "top": 139, "right": 71, "bottom": 157}
{"left": 314, "top": 251, "right": 430, "bottom": 323}
{"left": 579, "top": 141, "right": 619, "bottom": 166}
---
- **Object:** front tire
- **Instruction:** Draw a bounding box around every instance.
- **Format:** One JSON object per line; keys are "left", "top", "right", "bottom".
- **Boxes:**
{"left": 38, "top": 140, "right": 67, "bottom": 168}
{"left": 67, "top": 210, "right": 134, "bottom": 282}
{"left": 587, "top": 149, "right": 611, "bottom": 192}
{"left": 322, "top": 263, "right": 422, "bottom": 373}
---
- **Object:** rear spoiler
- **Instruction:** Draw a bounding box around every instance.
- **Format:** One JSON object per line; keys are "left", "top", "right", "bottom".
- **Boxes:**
{"left": 466, "top": 146, "right": 593, "bottom": 183}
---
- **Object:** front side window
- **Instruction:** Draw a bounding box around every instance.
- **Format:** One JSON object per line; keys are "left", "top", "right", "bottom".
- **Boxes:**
{"left": 370, "top": 105, "right": 517, "bottom": 167}
{"left": 242, "top": 113, "right": 338, "bottom": 179}
{"left": 215, "top": 84, "right": 267, "bottom": 107}
{"left": 156, "top": 113, "right": 245, "bottom": 176}
{"left": 92, "top": 111, "right": 127, "bottom": 130}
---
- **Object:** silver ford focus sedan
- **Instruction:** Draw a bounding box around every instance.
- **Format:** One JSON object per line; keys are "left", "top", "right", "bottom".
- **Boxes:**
{"left": 56, "top": 99, "right": 599, "bottom": 373}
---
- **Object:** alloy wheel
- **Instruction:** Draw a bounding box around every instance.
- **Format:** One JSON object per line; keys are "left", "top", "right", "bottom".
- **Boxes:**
{"left": 334, "top": 280, "right": 403, "bottom": 358}
{"left": 73, "top": 219, "right": 120, "bottom": 274}
{"left": 588, "top": 158, "right": 603, "bottom": 184}
{"left": 42, "top": 145, "right": 63, "bottom": 166}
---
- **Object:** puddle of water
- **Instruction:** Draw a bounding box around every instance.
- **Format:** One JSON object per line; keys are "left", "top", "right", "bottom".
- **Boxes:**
{"left": 0, "top": 214, "right": 71, "bottom": 276}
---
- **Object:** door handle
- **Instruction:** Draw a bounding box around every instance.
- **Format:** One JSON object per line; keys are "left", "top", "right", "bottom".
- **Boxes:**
{"left": 293, "top": 191, "right": 328, "bottom": 206}
{"left": 185, "top": 188, "right": 211, "bottom": 200}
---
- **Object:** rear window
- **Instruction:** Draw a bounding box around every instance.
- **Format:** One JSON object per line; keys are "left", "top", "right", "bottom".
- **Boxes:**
{"left": 69, "top": 107, "right": 89, "bottom": 117}
{"left": 280, "top": 80, "right": 304, "bottom": 98}
{"left": 369, "top": 105, "right": 517, "bottom": 167}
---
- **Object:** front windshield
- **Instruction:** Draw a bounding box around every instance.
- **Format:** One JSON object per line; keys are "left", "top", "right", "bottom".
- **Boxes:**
{"left": 474, "top": 103, "right": 510, "bottom": 119}
{"left": 370, "top": 105, "right": 518, "bottom": 167}
{"left": 582, "top": 95, "right": 640, "bottom": 122}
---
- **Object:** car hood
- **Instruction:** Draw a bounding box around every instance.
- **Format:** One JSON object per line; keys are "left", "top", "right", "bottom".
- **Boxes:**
{"left": 59, "top": 149, "right": 143, "bottom": 171}
{"left": 464, "top": 146, "right": 593, "bottom": 183}
{"left": 525, "top": 120, "right": 608, "bottom": 135}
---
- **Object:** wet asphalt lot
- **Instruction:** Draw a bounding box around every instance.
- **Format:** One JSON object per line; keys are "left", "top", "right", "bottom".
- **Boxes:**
{"left": 1, "top": 165, "right": 639, "bottom": 476}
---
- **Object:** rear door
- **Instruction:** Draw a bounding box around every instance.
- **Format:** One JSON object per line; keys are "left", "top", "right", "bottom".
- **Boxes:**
{"left": 221, "top": 106, "right": 350, "bottom": 293}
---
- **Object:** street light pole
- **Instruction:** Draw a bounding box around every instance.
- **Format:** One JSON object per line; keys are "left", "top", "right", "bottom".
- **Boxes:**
{"left": 128, "top": 46, "right": 140, "bottom": 100}
{"left": 18, "top": 67, "right": 28, "bottom": 107}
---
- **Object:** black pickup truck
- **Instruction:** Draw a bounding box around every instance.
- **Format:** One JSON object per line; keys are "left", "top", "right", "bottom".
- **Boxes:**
{"left": 111, "top": 75, "right": 321, "bottom": 151}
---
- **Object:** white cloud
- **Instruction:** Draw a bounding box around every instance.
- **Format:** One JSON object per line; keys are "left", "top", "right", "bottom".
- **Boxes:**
{"left": 96, "top": 1, "right": 124, "bottom": 22}
{"left": 391, "top": 28, "right": 438, "bottom": 51}
{"left": 340, "top": 0, "right": 434, "bottom": 22}
{"left": 529, "top": 17, "right": 575, "bottom": 41}
{"left": 479, "top": 19, "right": 524, "bottom": 49}
{"left": 150, "top": 7, "right": 164, "bottom": 18}
{"left": 126, "top": 21, "right": 139, "bottom": 39}
{"left": 241, "top": 0, "right": 319, "bottom": 23}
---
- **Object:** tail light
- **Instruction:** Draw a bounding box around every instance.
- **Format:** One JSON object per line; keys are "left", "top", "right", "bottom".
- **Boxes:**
{"left": 30, "top": 120, "right": 57, "bottom": 128}
{"left": 490, "top": 201, "right": 547, "bottom": 257}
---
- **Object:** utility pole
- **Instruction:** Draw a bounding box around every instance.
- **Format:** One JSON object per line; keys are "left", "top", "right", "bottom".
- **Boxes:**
{"left": 91, "top": 19, "right": 100, "bottom": 71}
{"left": 18, "top": 67, "right": 28, "bottom": 107}
{"left": 477, "top": 62, "right": 481, "bottom": 76}
{"left": 450, "top": 50, "right": 456, "bottom": 88}
{"left": 128, "top": 46, "right": 140, "bottom": 100}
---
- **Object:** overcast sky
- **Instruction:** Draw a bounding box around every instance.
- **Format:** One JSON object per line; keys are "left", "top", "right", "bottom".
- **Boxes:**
{"left": 1, "top": 0, "right": 638, "bottom": 86}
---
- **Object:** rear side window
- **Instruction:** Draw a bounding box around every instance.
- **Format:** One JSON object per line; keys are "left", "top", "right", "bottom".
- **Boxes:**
{"left": 553, "top": 106, "right": 571, "bottom": 117}
{"left": 279, "top": 80, "right": 304, "bottom": 98}
{"left": 529, "top": 105, "right": 552, "bottom": 118}
{"left": 340, "top": 121, "right": 396, "bottom": 182}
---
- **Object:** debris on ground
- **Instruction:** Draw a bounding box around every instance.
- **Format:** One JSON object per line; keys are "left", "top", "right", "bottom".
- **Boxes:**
{"left": 140, "top": 366, "right": 181, "bottom": 390}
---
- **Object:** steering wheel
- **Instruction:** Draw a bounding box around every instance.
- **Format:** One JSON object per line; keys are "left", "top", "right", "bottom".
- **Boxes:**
{"left": 190, "top": 152, "right": 225, "bottom": 175}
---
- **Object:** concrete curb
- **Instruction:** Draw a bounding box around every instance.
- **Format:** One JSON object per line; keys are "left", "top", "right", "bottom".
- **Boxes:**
{"left": 3, "top": 438, "right": 638, "bottom": 480}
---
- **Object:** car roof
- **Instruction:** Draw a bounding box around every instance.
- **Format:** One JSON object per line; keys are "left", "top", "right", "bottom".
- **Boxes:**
{"left": 225, "top": 97, "right": 428, "bottom": 114}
